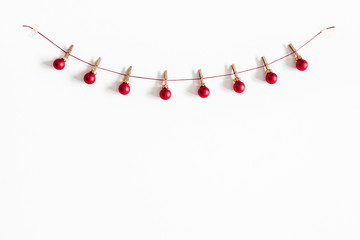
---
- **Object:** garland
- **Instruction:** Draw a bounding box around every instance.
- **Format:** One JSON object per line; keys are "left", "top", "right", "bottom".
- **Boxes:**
{"left": 23, "top": 25, "right": 335, "bottom": 100}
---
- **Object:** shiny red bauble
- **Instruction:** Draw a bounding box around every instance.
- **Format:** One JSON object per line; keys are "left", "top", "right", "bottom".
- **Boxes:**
{"left": 296, "top": 59, "right": 308, "bottom": 71}
{"left": 198, "top": 85, "right": 210, "bottom": 98}
{"left": 53, "top": 58, "right": 66, "bottom": 70}
{"left": 160, "top": 88, "right": 171, "bottom": 100}
{"left": 233, "top": 80, "right": 245, "bottom": 93}
{"left": 84, "top": 72, "right": 96, "bottom": 84}
{"left": 266, "top": 72, "right": 278, "bottom": 84}
{"left": 118, "top": 82, "right": 131, "bottom": 95}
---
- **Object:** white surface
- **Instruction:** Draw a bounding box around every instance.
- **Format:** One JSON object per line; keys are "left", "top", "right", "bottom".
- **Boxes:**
{"left": 1, "top": 0, "right": 360, "bottom": 239}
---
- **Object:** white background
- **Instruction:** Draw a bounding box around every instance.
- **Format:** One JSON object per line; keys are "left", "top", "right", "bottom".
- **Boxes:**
{"left": 1, "top": 0, "right": 360, "bottom": 239}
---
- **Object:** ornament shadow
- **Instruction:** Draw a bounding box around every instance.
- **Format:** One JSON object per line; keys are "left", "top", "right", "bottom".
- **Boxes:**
{"left": 254, "top": 57, "right": 266, "bottom": 83}
{"left": 283, "top": 44, "right": 297, "bottom": 69}
{"left": 74, "top": 70, "right": 88, "bottom": 84}
{"left": 186, "top": 70, "right": 200, "bottom": 96}
{"left": 222, "top": 65, "right": 234, "bottom": 91}
{"left": 108, "top": 81, "right": 120, "bottom": 94}
{"left": 148, "top": 71, "right": 163, "bottom": 98}
{"left": 43, "top": 59, "right": 54, "bottom": 68}
{"left": 107, "top": 67, "right": 127, "bottom": 94}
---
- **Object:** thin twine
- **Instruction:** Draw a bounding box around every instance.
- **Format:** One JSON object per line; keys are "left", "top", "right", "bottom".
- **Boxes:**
{"left": 22, "top": 25, "right": 335, "bottom": 82}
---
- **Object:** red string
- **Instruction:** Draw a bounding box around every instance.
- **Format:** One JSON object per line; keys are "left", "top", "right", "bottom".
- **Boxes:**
{"left": 22, "top": 25, "right": 334, "bottom": 82}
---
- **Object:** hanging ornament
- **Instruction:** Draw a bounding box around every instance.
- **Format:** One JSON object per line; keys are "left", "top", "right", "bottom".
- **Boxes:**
{"left": 84, "top": 57, "right": 101, "bottom": 84}
{"left": 261, "top": 56, "right": 278, "bottom": 84}
{"left": 22, "top": 24, "right": 335, "bottom": 99}
{"left": 289, "top": 43, "right": 308, "bottom": 71}
{"left": 53, "top": 44, "right": 73, "bottom": 70}
{"left": 118, "top": 66, "right": 132, "bottom": 95}
{"left": 231, "top": 64, "right": 245, "bottom": 93}
{"left": 198, "top": 69, "right": 210, "bottom": 98}
{"left": 159, "top": 70, "right": 171, "bottom": 100}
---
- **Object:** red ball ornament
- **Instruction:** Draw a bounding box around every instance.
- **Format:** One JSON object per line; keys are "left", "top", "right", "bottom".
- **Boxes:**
{"left": 118, "top": 82, "right": 131, "bottom": 95}
{"left": 266, "top": 72, "right": 278, "bottom": 84}
{"left": 84, "top": 72, "right": 96, "bottom": 84}
{"left": 160, "top": 88, "right": 171, "bottom": 100}
{"left": 198, "top": 85, "right": 210, "bottom": 98}
{"left": 53, "top": 58, "right": 66, "bottom": 70}
{"left": 296, "top": 59, "right": 308, "bottom": 71}
{"left": 233, "top": 80, "right": 245, "bottom": 93}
